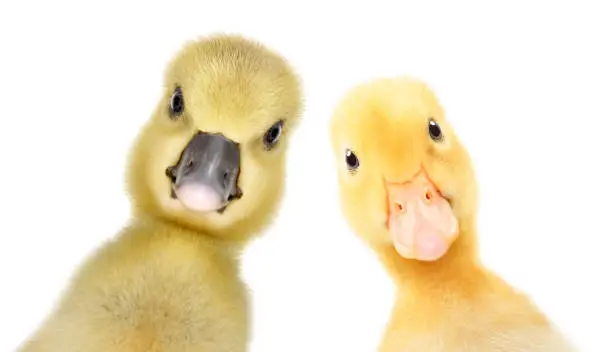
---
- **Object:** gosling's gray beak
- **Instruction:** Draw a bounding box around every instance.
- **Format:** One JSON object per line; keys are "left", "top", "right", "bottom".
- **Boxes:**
{"left": 166, "top": 131, "right": 242, "bottom": 214}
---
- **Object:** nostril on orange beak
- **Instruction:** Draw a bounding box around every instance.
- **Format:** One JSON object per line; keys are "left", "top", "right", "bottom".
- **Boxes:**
{"left": 393, "top": 202, "right": 406, "bottom": 213}
{"left": 424, "top": 189, "right": 433, "bottom": 203}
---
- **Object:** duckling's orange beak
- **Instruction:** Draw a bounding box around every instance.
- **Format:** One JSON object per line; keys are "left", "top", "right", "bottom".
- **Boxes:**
{"left": 386, "top": 172, "right": 459, "bottom": 261}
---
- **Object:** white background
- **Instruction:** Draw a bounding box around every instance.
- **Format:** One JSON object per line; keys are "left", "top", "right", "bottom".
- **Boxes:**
{"left": 1, "top": 1, "right": 611, "bottom": 351}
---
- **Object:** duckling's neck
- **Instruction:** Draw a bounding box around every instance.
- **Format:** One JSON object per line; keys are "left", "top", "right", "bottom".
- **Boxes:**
{"left": 129, "top": 212, "right": 243, "bottom": 257}
{"left": 375, "top": 217, "right": 485, "bottom": 293}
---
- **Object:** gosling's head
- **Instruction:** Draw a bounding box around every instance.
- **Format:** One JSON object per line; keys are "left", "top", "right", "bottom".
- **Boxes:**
{"left": 127, "top": 34, "right": 302, "bottom": 240}
{"left": 330, "top": 77, "right": 477, "bottom": 261}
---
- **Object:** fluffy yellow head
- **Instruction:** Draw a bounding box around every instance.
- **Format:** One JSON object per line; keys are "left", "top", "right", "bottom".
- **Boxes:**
{"left": 329, "top": 77, "right": 477, "bottom": 253}
{"left": 126, "top": 34, "right": 302, "bottom": 240}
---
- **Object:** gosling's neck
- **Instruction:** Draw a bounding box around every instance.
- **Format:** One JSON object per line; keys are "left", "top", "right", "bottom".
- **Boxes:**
{"left": 374, "top": 216, "right": 486, "bottom": 294}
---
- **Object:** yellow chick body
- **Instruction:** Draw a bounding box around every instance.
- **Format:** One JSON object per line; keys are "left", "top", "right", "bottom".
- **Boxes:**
{"left": 329, "top": 77, "right": 574, "bottom": 351}
{"left": 19, "top": 34, "right": 302, "bottom": 352}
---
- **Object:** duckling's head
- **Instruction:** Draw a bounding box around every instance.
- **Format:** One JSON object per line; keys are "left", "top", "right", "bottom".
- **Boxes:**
{"left": 126, "top": 34, "right": 302, "bottom": 240}
{"left": 330, "top": 77, "right": 477, "bottom": 262}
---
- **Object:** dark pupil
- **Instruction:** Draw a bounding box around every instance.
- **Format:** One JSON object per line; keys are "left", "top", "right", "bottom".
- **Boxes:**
{"left": 266, "top": 126, "right": 280, "bottom": 143}
{"left": 429, "top": 120, "right": 441, "bottom": 139}
{"left": 346, "top": 152, "right": 357, "bottom": 167}
{"left": 172, "top": 93, "right": 183, "bottom": 114}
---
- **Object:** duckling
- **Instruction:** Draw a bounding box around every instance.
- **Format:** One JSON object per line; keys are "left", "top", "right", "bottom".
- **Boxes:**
{"left": 18, "top": 33, "right": 302, "bottom": 352}
{"left": 329, "top": 77, "right": 575, "bottom": 351}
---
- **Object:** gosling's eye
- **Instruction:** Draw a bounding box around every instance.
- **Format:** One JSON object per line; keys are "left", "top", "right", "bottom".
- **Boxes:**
{"left": 428, "top": 118, "right": 443, "bottom": 141}
{"left": 263, "top": 120, "right": 284, "bottom": 150}
{"left": 169, "top": 87, "right": 184, "bottom": 118}
{"left": 345, "top": 149, "right": 359, "bottom": 171}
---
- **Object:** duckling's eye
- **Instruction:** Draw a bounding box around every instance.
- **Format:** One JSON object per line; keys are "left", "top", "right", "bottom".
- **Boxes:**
{"left": 428, "top": 118, "right": 443, "bottom": 141}
{"left": 345, "top": 149, "right": 359, "bottom": 171}
{"left": 169, "top": 87, "right": 184, "bottom": 118}
{"left": 263, "top": 120, "right": 284, "bottom": 150}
